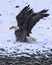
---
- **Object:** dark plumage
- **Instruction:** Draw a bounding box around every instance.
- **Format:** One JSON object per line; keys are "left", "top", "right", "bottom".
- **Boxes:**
{"left": 15, "top": 5, "right": 49, "bottom": 42}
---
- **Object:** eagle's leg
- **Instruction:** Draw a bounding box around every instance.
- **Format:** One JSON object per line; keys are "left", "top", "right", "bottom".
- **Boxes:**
{"left": 16, "top": 36, "right": 27, "bottom": 42}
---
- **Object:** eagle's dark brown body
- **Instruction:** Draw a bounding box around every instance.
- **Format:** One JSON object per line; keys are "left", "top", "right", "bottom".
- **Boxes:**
{"left": 15, "top": 5, "right": 49, "bottom": 42}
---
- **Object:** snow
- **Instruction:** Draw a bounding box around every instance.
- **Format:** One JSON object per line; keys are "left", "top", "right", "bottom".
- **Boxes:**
{"left": 0, "top": 0, "right": 52, "bottom": 56}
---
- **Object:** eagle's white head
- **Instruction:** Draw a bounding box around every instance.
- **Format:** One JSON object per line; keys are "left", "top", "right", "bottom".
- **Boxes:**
{"left": 9, "top": 26, "right": 19, "bottom": 30}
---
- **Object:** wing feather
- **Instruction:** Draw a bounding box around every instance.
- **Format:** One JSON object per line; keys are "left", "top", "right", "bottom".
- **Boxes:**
{"left": 21, "top": 9, "right": 49, "bottom": 36}
{"left": 16, "top": 5, "right": 33, "bottom": 29}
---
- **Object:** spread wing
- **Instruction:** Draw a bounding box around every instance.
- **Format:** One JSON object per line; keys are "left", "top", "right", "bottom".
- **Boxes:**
{"left": 16, "top": 5, "right": 33, "bottom": 29}
{"left": 29, "top": 9, "right": 49, "bottom": 30}
{"left": 21, "top": 9, "right": 49, "bottom": 36}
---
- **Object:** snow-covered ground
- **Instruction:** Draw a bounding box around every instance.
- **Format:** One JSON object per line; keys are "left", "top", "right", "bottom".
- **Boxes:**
{"left": 0, "top": 0, "right": 52, "bottom": 56}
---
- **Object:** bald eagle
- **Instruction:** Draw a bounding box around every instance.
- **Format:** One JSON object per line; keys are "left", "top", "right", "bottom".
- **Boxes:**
{"left": 10, "top": 5, "right": 49, "bottom": 42}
